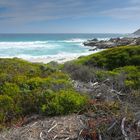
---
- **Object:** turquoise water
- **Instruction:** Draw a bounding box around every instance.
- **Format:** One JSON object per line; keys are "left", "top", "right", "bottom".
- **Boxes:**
{"left": 0, "top": 33, "right": 123, "bottom": 63}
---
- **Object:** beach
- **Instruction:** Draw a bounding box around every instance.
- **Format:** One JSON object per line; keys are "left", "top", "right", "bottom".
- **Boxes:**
{"left": 0, "top": 33, "right": 122, "bottom": 63}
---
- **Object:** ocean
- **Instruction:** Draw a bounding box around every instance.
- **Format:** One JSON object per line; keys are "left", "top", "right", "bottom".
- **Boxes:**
{"left": 0, "top": 33, "right": 123, "bottom": 63}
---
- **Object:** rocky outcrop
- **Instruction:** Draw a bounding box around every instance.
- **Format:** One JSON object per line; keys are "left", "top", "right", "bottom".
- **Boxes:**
{"left": 133, "top": 29, "right": 140, "bottom": 36}
{"left": 84, "top": 37, "right": 140, "bottom": 49}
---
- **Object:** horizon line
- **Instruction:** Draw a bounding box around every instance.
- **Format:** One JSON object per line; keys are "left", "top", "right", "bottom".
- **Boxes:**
{"left": 0, "top": 32, "right": 130, "bottom": 34}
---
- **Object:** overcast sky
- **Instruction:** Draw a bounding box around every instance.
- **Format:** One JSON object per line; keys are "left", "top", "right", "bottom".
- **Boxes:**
{"left": 0, "top": 0, "right": 140, "bottom": 33}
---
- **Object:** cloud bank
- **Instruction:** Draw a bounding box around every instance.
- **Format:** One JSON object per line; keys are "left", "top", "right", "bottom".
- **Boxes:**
{"left": 0, "top": 0, "right": 139, "bottom": 33}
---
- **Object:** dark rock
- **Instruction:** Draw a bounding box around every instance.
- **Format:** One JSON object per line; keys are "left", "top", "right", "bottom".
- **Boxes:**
{"left": 109, "top": 37, "right": 121, "bottom": 42}
{"left": 84, "top": 37, "right": 140, "bottom": 49}
{"left": 91, "top": 38, "right": 98, "bottom": 41}
{"left": 89, "top": 48, "right": 97, "bottom": 51}
{"left": 136, "top": 38, "right": 140, "bottom": 45}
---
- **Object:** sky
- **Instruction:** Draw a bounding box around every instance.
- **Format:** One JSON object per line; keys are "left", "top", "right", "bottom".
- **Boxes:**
{"left": 0, "top": 0, "right": 140, "bottom": 33}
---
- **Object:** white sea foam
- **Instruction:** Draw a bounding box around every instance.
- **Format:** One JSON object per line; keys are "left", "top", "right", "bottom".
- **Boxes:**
{"left": 62, "top": 38, "right": 87, "bottom": 43}
{"left": 47, "top": 39, "right": 86, "bottom": 43}
{"left": 0, "top": 41, "right": 57, "bottom": 49}
{"left": 27, "top": 49, "right": 102, "bottom": 63}
{"left": 0, "top": 49, "right": 102, "bottom": 63}
{"left": 98, "top": 38, "right": 110, "bottom": 41}
{"left": 0, "top": 39, "right": 86, "bottom": 49}
{"left": 0, "top": 38, "right": 104, "bottom": 63}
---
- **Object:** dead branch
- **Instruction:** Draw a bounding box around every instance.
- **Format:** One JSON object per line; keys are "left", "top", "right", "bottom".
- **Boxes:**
{"left": 98, "top": 132, "right": 102, "bottom": 140}
{"left": 30, "top": 121, "right": 38, "bottom": 128}
{"left": 40, "top": 132, "right": 44, "bottom": 140}
{"left": 107, "top": 120, "right": 117, "bottom": 131}
{"left": 48, "top": 123, "right": 58, "bottom": 133}
{"left": 65, "top": 137, "right": 70, "bottom": 140}
{"left": 121, "top": 117, "right": 129, "bottom": 140}
{"left": 53, "top": 135, "right": 58, "bottom": 140}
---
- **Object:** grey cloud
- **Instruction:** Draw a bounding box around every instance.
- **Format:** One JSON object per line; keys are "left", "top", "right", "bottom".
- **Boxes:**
{"left": 0, "top": 0, "right": 106, "bottom": 24}
{"left": 102, "top": 6, "right": 140, "bottom": 19}
{"left": 0, "top": 0, "right": 140, "bottom": 26}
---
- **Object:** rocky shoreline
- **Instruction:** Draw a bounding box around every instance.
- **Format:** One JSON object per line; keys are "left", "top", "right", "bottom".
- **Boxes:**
{"left": 84, "top": 37, "right": 140, "bottom": 50}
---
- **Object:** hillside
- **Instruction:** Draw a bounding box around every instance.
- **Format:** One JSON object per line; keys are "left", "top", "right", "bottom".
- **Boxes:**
{"left": 62, "top": 45, "right": 140, "bottom": 139}
{"left": 133, "top": 28, "right": 140, "bottom": 36}
{"left": 75, "top": 45, "right": 140, "bottom": 70}
{"left": 0, "top": 58, "right": 87, "bottom": 128}
{"left": 0, "top": 46, "right": 140, "bottom": 139}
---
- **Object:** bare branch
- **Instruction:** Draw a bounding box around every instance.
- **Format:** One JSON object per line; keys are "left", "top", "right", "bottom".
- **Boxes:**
{"left": 121, "top": 117, "right": 129, "bottom": 140}
{"left": 40, "top": 132, "right": 44, "bottom": 140}
{"left": 107, "top": 121, "right": 117, "bottom": 131}
{"left": 48, "top": 123, "right": 58, "bottom": 133}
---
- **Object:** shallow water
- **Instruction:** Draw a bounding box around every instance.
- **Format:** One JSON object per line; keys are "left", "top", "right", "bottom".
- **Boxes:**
{"left": 0, "top": 33, "right": 123, "bottom": 63}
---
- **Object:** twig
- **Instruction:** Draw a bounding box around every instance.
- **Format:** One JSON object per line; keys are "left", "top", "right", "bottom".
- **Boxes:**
{"left": 40, "top": 132, "right": 44, "bottom": 140}
{"left": 48, "top": 123, "right": 58, "bottom": 133}
{"left": 107, "top": 120, "right": 117, "bottom": 131}
{"left": 110, "top": 89, "right": 123, "bottom": 102}
{"left": 53, "top": 135, "right": 58, "bottom": 140}
{"left": 121, "top": 117, "right": 129, "bottom": 140}
{"left": 51, "top": 121, "right": 56, "bottom": 126}
{"left": 98, "top": 133, "right": 102, "bottom": 140}
{"left": 30, "top": 122, "right": 38, "bottom": 128}
{"left": 110, "top": 89, "right": 125, "bottom": 96}
{"left": 65, "top": 137, "right": 70, "bottom": 140}
{"left": 79, "top": 129, "right": 83, "bottom": 136}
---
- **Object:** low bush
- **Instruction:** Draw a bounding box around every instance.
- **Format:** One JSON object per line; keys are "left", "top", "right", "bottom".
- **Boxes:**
{"left": 113, "top": 66, "right": 140, "bottom": 89}
{"left": 0, "top": 58, "right": 87, "bottom": 127}
{"left": 63, "top": 62, "right": 97, "bottom": 82}
{"left": 63, "top": 46, "right": 140, "bottom": 91}
{"left": 41, "top": 90, "right": 87, "bottom": 115}
{"left": 0, "top": 95, "right": 15, "bottom": 123}
{"left": 75, "top": 46, "right": 140, "bottom": 70}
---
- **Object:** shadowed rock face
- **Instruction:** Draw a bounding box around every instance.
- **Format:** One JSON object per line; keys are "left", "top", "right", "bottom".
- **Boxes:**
{"left": 83, "top": 37, "right": 140, "bottom": 49}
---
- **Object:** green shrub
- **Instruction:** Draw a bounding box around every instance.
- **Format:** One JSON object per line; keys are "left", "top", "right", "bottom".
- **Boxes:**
{"left": 20, "top": 90, "right": 44, "bottom": 114}
{"left": 0, "top": 95, "right": 14, "bottom": 123}
{"left": 0, "top": 58, "right": 83, "bottom": 127}
{"left": 48, "top": 71, "right": 70, "bottom": 80}
{"left": 41, "top": 90, "right": 87, "bottom": 115}
{"left": 75, "top": 46, "right": 140, "bottom": 70}
{"left": 12, "top": 75, "right": 28, "bottom": 85}
{"left": 0, "top": 73, "right": 10, "bottom": 85}
{"left": 0, "top": 83, "right": 20, "bottom": 98}
{"left": 26, "top": 77, "right": 46, "bottom": 90}
{"left": 63, "top": 62, "right": 97, "bottom": 82}
{"left": 113, "top": 66, "right": 140, "bottom": 89}
{"left": 95, "top": 70, "right": 118, "bottom": 81}
{"left": 49, "top": 79, "right": 72, "bottom": 91}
